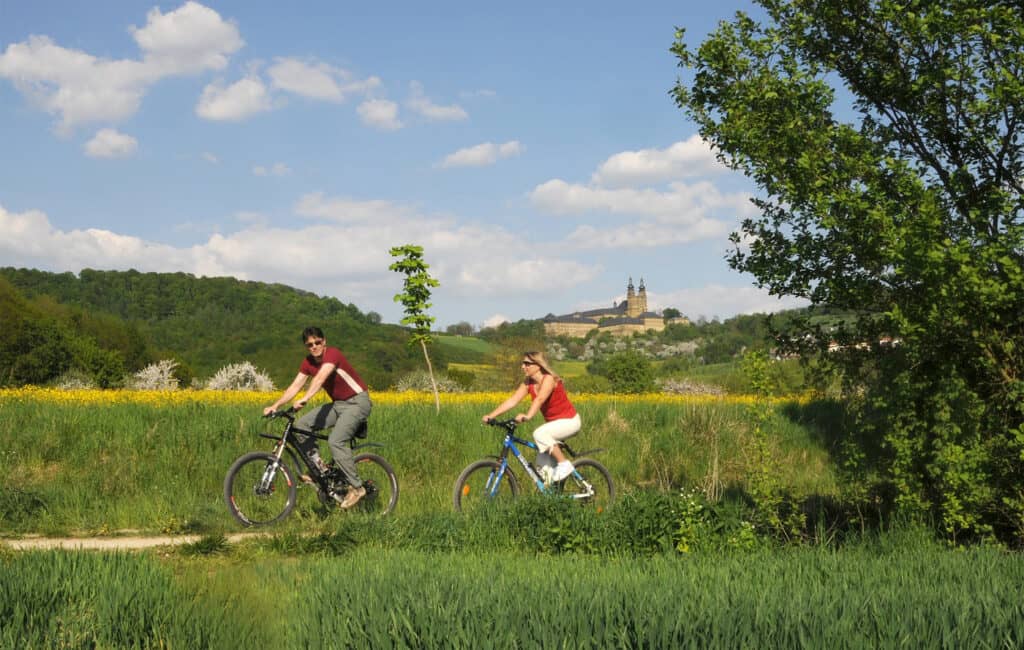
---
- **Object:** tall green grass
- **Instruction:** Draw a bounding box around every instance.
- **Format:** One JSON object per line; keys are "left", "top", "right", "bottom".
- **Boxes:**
{"left": 0, "top": 395, "right": 837, "bottom": 535}
{"left": 0, "top": 550, "right": 266, "bottom": 647}
{"left": 289, "top": 536, "right": 1024, "bottom": 648}
{"left": 3, "top": 528, "right": 1021, "bottom": 648}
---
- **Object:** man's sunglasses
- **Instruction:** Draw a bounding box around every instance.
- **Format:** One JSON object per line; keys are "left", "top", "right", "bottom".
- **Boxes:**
{"left": 305, "top": 339, "right": 325, "bottom": 349}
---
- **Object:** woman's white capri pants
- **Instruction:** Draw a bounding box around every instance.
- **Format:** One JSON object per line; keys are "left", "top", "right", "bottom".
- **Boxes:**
{"left": 532, "top": 413, "right": 582, "bottom": 453}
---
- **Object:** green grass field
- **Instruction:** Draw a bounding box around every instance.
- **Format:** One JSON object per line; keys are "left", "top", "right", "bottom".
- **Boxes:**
{"left": 5, "top": 538, "right": 1023, "bottom": 648}
{"left": 2, "top": 389, "right": 1020, "bottom": 647}
{"left": 0, "top": 389, "right": 836, "bottom": 535}
{"left": 435, "top": 334, "right": 499, "bottom": 355}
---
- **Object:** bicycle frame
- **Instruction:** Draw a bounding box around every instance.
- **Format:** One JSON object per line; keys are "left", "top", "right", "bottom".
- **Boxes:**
{"left": 261, "top": 410, "right": 384, "bottom": 493}
{"left": 483, "top": 420, "right": 601, "bottom": 499}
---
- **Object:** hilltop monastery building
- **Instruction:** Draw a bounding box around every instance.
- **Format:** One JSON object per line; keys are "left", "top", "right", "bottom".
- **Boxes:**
{"left": 543, "top": 278, "right": 685, "bottom": 337}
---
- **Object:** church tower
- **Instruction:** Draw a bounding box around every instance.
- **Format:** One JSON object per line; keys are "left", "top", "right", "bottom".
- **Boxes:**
{"left": 626, "top": 277, "right": 640, "bottom": 317}
{"left": 638, "top": 277, "right": 648, "bottom": 314}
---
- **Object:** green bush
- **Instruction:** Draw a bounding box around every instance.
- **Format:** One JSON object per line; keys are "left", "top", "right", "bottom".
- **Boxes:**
{"left": 587, "top": 351, "right": 656, "bottom": 393}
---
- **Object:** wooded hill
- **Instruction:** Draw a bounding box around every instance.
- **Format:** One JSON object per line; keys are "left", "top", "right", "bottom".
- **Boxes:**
{"left": 0, "top": 267, "right": 489, "bottom": 389}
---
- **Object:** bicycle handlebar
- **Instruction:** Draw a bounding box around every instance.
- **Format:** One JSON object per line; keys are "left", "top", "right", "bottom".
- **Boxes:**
{"left": 484, "top": 417, "right": 518, "bottom": 430}
{"left": 264, "top": 407, "right": 297, "bottom": 421}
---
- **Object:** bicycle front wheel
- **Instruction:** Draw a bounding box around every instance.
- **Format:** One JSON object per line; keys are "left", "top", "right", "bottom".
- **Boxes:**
{"left": 453, "top": 459, "right": 519, "bottom": 513}
{"left": 224, "top": 452, "right": 297, "bottom": 527}
{"left": 352, "top": 453, "right": 399, "bottom": 515}
{"left": 561, "top": 458, "right": 614, "bottom": 512}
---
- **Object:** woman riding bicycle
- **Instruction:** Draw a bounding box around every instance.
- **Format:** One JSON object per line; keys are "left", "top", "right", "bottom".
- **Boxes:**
{"left": 482, "top": 350, "right": 580, "bottom": 483}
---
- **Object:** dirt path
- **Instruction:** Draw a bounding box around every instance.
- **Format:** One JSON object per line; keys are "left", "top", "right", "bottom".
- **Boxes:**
{"left": 2, "top": 532, "right": 262, "bottom": 551}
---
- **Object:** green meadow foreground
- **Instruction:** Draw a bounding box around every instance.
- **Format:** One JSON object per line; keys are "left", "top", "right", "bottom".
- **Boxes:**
{"left": 1, "top": 390, "right": 1021, "bottom": 647}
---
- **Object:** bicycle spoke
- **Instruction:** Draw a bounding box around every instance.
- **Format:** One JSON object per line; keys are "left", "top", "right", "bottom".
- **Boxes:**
{"left": 453, "top": 460, "right": 518, "bottom": 512}
{"left": 561, "top": 458, "right": 614, "bottom": 513}
{"left": 224, "top": 453, "right": 296, "bottom": 526}
{"left": 351, "top": 453, "right": 399, "bottom": 516}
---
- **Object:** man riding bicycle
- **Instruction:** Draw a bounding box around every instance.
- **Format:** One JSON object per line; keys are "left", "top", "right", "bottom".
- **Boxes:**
{"left": 264, "top": 326, "right": 371, "bottom": 510}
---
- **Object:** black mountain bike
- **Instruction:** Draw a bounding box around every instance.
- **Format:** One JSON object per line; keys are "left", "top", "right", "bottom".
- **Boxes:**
{"left": 224, "top": 408, "right": 398, "bottom": 526}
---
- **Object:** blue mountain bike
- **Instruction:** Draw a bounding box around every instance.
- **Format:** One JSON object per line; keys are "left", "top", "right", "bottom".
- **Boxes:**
{"left": 453, "top": 418, "right": 614, "bottom": 513}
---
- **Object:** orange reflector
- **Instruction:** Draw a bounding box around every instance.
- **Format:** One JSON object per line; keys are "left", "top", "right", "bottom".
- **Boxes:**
{"left": 462, "top": 485, "right": 471, "bottom": 497}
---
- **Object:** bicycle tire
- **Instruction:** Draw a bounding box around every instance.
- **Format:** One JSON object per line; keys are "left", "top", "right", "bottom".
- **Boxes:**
{"left": 453, "top": 459, "right": 519, "bottom": 512}
{"left": 224, "top": 452, "right": 297, "bottom": 527}
{"left": 351, "top": 453, "right": 399, "bottom": 515}
{"left": 561, "top": 458, "right": 614, "bottom": 512}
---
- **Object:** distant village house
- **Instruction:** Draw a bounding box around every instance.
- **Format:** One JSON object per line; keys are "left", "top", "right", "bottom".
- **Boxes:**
{"left": 542, "top": 278, "right": 688, "bottom": 337}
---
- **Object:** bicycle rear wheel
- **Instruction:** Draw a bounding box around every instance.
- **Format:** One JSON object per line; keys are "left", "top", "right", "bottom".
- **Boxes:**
{"left": 224, "top": 452, "right": 297, "bottom": 526}
{"left": 351, "top": 453, "right": 399, "bottom": 515}
{"left": 453, "top": 459, "right": 519, "bottom": 513}
{"left": 560, "top": 458, "right": 614, "bottom": 512}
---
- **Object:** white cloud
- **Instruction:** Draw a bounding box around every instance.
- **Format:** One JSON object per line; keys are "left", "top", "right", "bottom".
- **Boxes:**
{"left": 196, "top": 76, "right": 272, "bottom": 121}
{"left": 650, "top": 285, "right": 809, "bottom": 320}
{"left": 253, "top": 162, "right": 291, "bottom": 176}
{"left": 528, "top": 138, "right": 758, "bottom": 250}
{"left": 439, "top": 140, "right": 523, "bottom": 168}
{"left": 460, "top": 89, "right": 497, "bottom": 99}
{"left": 294, "top": 192, "right": 418, "bottom": 223}
{"left": 590, "top": 135, "right": 725, "bottom": 187}
{"left": 0, "top": 199, "right": 600, "bottom": 306}
{"left": 84, "top": 128, "right": 138, "bottom": 158}
{"left": 482, "top": 314, "right": 510, "bottom": 328}
{"left": 566, "top": 220, "right": 730, "bottom": 249}
{"left": 407, "top": 81, "right": 467, "bottom": 121}
{"left": 233, "top": 211, "right": 268, "bottom": 226}
{"left": 201, "top": 151, "right": 219, "bottom": 163}
{"left": 357, "top": 99, "right": 402, "bottom": 130}
{"left": 530, "top": 179, "right": 753, "bottom": 223}
{"left": 267, "top": 57, "right": 380, "bottom": 101}
{"left": 130, "top": 1, "right": 243, "bottom": 74}
{"left": 0, "top": 3, "right": 242, "bottom": 131}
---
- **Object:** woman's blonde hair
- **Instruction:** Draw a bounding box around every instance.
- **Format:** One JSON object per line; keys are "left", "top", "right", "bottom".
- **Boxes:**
{"left": 521, "top": 350, "right": 560, "bottom": 382}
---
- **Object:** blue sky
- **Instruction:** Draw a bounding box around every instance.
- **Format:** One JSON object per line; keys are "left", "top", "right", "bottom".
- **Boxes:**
{"left": 0, "top": 1, "right": 806, "bottom": 329}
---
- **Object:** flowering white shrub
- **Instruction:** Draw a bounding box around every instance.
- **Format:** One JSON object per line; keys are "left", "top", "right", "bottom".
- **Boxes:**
{"left": 658, "top": 377, "right": 725, "bottom": 396}
{"left": 55, "top": 369, "right": 97, "bottom": 390}
{"left": 128, "top": 360, "right": 180, "bottom": 391}
{"left": 394, "top": 370, "right": 464, "bottom": 393}
{"left": 206, "top": 361, "right": 276, "bottom": 391}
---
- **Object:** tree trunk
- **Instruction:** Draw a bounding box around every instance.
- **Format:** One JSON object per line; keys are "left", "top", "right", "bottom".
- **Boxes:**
{"left": 420, "top": 339, "right": 440, "bottom": 413}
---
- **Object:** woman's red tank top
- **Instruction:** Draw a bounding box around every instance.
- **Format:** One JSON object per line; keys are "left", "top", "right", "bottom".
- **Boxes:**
{"left": 528, "top": 379, "right": 577, "bottom": 421}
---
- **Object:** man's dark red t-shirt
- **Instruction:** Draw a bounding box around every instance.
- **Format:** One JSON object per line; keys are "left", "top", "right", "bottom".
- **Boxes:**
{"left": 300, "top": 346, "right": 367, "bottom": 401}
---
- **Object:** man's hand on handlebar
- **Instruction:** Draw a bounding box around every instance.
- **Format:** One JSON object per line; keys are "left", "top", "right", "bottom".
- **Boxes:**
{"left": 263, "top": 406, "right": 295, "bottom": 418}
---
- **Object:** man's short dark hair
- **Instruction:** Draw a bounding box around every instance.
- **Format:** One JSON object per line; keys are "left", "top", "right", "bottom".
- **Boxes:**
{"left": 301, "top": 326, "right": 325, "bottom": 342}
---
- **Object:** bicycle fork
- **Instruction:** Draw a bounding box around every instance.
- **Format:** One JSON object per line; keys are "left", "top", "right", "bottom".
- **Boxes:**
{"left": 257, "top": 437, "right": 290, "bottom": 494}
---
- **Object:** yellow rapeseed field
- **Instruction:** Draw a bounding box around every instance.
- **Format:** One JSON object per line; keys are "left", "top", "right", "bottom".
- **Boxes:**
{"left": 0, "top": 386, "right": 810, "bottom": 407}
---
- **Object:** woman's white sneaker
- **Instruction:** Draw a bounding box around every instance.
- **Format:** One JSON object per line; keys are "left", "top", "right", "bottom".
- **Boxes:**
{"left": 553, "top": 461, "right": 574, "bottom": 482}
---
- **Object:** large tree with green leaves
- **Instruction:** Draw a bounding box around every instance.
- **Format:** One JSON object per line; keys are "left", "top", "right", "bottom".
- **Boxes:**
{"left": 673, "top": 1, "right": 1024, "bottom": 541}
